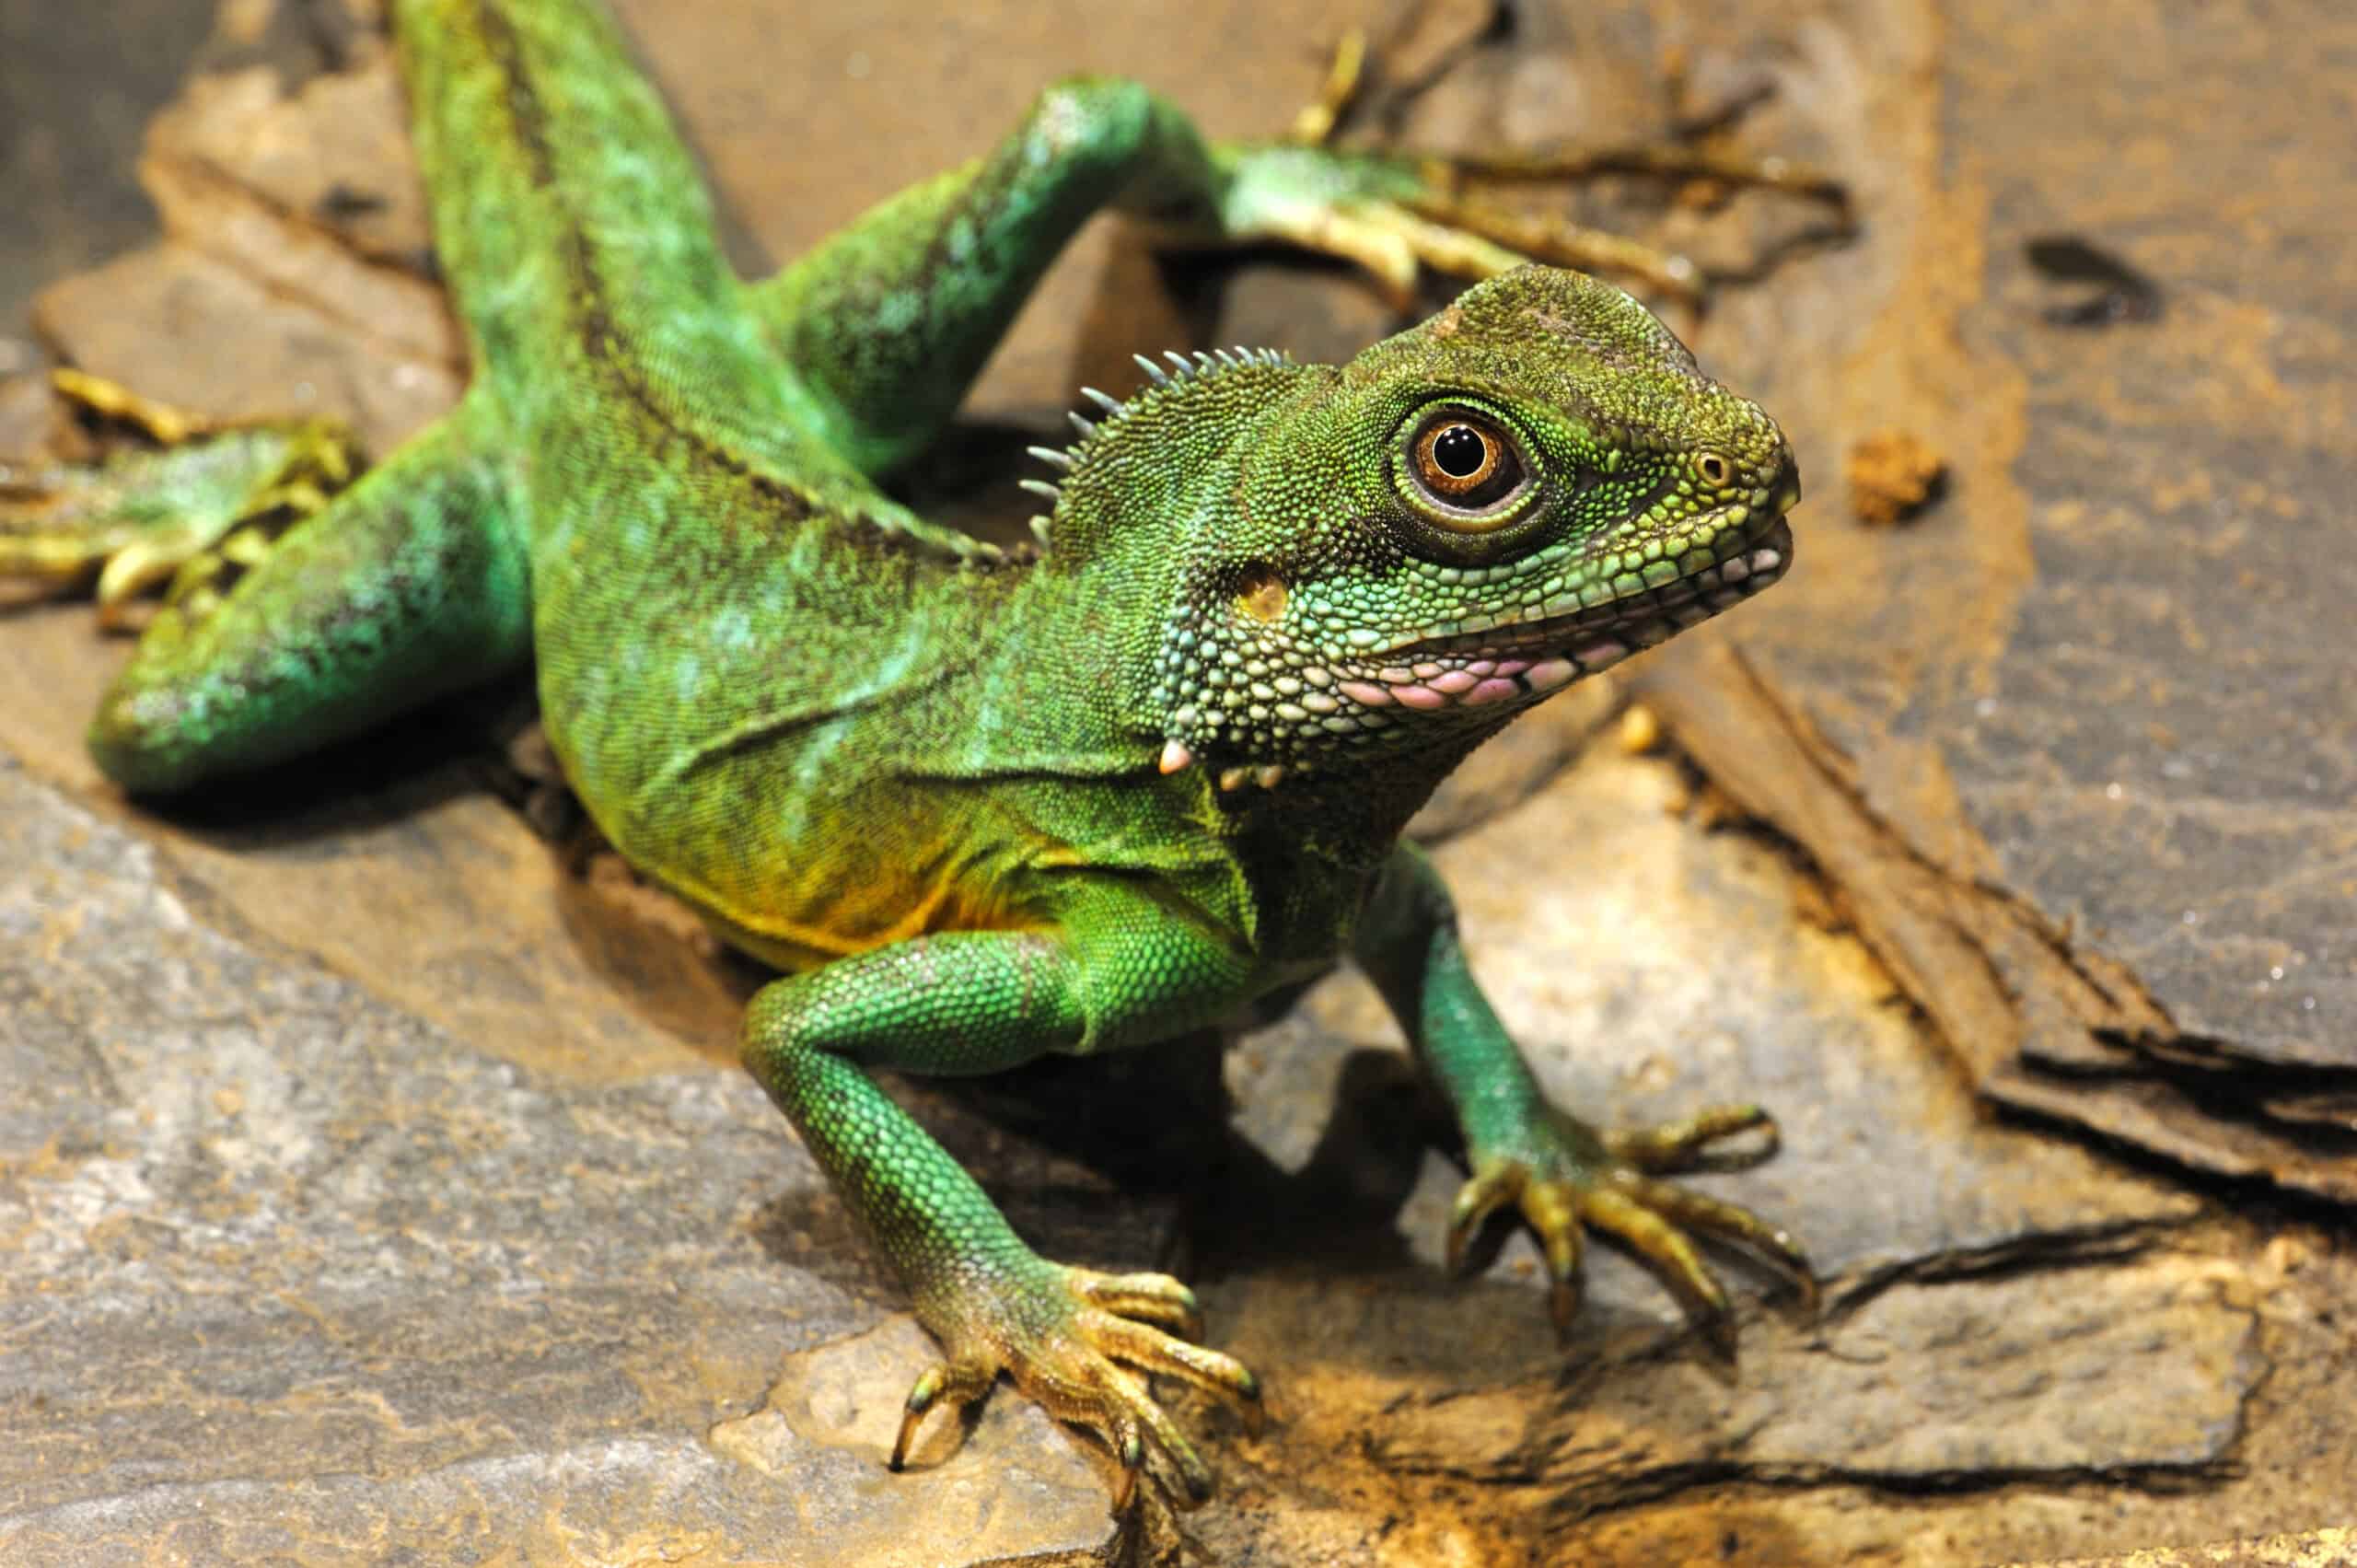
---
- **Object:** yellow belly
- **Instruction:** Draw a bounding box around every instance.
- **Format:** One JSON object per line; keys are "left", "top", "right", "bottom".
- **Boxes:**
{"left": 652, "top": 805, "right": 1051, "bottom": 973}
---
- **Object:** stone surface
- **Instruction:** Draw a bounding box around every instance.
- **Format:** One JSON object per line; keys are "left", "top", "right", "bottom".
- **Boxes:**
{"left": 2024, "top": 1531, "right": 2357, "bottom": 1568}
{"left": 1373, "top": 1260, "right": 2258, "bottom": 1498}
{"left": 0, "top": 760, "right": 1112, "bottom": 1563}
{"left": 1623, "top": 0, "right": 2357, "bottom": 1201}
{"left": 0, "top": 0, "right": 213, "bottom": 337}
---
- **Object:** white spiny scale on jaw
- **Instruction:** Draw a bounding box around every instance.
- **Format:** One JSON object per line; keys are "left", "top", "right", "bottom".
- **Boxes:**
{"left": 1021, "top": 346, "right": 1293, "bottom": 558}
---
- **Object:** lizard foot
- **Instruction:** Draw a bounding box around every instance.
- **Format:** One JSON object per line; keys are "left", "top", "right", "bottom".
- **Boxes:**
{"left": 0, "top": 369, "right": 361, "bottom": 630}
{"left": 1201, "top": 29, "right": 1851, "bottom": 310}
{"left": 894, "top": 1259, "right": 1262, "bottom": 1510}
{"left": 1450, "top": 1101, "right": 1817, "bottom": 1356}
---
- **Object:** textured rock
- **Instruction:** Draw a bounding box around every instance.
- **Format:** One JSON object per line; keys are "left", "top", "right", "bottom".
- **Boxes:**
{"left": 1626, "top": 0, "right": 2357, "bottom": 1202}
{"left": 0, "top": 0, "right": 213, "bottom": 336}
{"left": 2023, "top": 1530, "right": 2357, "bottom": 1568}
{"left": 0, "top": 759, "right": 1113, "bottom": 1562}
{"left": 1374, "top": 1259, "right": 2258, "bottom": 1501}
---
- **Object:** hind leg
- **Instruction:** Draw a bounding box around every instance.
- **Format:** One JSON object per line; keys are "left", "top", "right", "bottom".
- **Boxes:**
{"left": 6, "top": 392, "right": 532, "bottom": 795}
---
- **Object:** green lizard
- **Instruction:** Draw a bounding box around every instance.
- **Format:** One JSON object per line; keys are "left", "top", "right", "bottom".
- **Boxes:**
{"left": 2, "top": 0, "right": 1817, "bottom": 1509}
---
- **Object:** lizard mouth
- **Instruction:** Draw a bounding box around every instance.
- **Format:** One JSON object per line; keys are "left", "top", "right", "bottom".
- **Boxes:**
{"left": 1331, "top": 506, "right": 1793, "bottom": 714}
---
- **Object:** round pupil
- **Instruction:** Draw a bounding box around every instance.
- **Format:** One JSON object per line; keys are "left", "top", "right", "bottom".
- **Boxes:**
{"left": 1432, "top": 424, "right": 1488, "bottom": 478}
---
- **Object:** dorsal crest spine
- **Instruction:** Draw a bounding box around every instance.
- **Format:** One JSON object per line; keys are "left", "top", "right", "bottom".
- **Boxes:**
{"left": 1020, "top": 346, "right": 1293, "bottom": 554}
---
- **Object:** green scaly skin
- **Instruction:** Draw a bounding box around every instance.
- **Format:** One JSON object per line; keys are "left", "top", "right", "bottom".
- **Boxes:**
{"left": 1, "top": 0, "right": 1818, "bottom": 1509}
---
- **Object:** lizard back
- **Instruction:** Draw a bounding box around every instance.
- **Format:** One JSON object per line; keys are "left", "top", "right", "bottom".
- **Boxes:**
{"left": 396, "top": 0, "right": 1038, "bottom": 958}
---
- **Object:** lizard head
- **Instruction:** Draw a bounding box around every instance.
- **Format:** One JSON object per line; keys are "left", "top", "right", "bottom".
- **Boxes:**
{"left": 1040, "top": 264, "right": 1799, "bottom": 795}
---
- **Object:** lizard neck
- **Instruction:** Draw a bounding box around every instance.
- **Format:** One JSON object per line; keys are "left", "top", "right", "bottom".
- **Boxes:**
{"left": 1232, "top": 719, "right": 1496, "bottom": 865}
{"left": 1023, "top": 354, "right": 1321, "bottom": 571}
{"left": 1000, "top": 354, "right": 1326, "bottom": 751}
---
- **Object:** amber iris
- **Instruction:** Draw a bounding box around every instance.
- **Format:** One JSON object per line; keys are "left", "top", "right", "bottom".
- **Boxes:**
{"left": 1414, "top": 420, "right": 1498, "bottom": 494}
{"left": 1408, "top": 414, "right": 1527, "bottom": 518}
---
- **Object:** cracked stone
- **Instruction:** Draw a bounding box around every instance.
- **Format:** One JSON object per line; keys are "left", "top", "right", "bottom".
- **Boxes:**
{"left": 1372, "top": 1257, "right": 2258, "bottom": 1512}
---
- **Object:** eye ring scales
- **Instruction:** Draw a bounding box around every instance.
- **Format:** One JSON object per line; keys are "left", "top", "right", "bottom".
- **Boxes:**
{"left": 1402, "top": 408, "right": 1533, "bottom": 526}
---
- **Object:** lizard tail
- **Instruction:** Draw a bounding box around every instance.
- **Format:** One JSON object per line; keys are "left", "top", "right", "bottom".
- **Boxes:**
{"left": 389, "top": 0, "right": 761, "bottom": 401}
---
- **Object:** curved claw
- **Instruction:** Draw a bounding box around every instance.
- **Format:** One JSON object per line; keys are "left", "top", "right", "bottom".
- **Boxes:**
{"left": 1402, "top": 192, "right": 1705, "bottom": 302}
{"left": 1616, "top": 1170, "right": 1818, "bottom": 1315}
{"left": 50, "top": 366, "right": 210, "bottom": 445}
{"left": 1518, "top": 1183, "right": 1587, "bottom": 1342}
{"left": 1073, "top": 1267, "right": 1205, "bottom": 1340}
{"left": 1110, "top": 1414, "right": 1146, "bottom": 1512}
{"left": 1603, "top": 1102, "right": 1780, "bottom": 1174}
{"left": 1084, "top": 1308, "right": 1263, "bottom": 1431}
{"left": 1287, "top": 28, "right": 1366, "bottom": 145}
{"left": 1579, "top": 1181, "right": 1737, "bottom": 1357}
{"left": 888, "top": 1368, "right": 935, "bottom": 1472}
{"left": 890, "top": 1357, "right": 993, "bottom": 1471}
{"left": 1444, "top": 144, "right": 1852, "bottom": 212}
{"left": 1445, "top": 1167, "right": 1517, "bottom": 1274}
{"left": 1120, "top": 1365, "right": 1215, "bottom": 1505}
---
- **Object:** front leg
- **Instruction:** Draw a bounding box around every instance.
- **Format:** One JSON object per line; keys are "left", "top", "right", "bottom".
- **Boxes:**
{"left": 1353, "top": 843, "right": 1815, "bottom": 1351}
{"left": 752, "top": 76, "right": 1233, "bottom": 478}
{"left": 742, "top": 890, "right": 1264, "bottom": 1509}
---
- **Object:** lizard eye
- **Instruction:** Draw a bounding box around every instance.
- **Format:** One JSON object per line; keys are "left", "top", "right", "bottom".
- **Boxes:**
{"left": 1400, "top": 408, "right": 1534, "bottom": 528}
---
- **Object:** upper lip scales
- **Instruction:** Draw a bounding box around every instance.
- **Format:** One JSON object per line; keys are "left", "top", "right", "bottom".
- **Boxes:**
{"left": 1398, "top": 505, "right": 1794, "bottom": 661}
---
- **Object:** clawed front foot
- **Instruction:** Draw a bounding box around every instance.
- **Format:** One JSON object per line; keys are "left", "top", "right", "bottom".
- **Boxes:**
{"left": 896, "top": 1258, "right": 1263, "bottom": 1510}
{"left": 1451, "top": 1102, "right": 1817, "bottom": 1355}
{"left": 0, "top": 369, "right": 359, "bottom": 628}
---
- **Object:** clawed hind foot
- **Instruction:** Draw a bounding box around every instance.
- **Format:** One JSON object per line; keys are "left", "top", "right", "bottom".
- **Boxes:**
{"left": 1202, "top": 24, "right": 1852, "bottom": 310}
{"left": 0, "top": 369, "right": 362, "bottom": 629}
